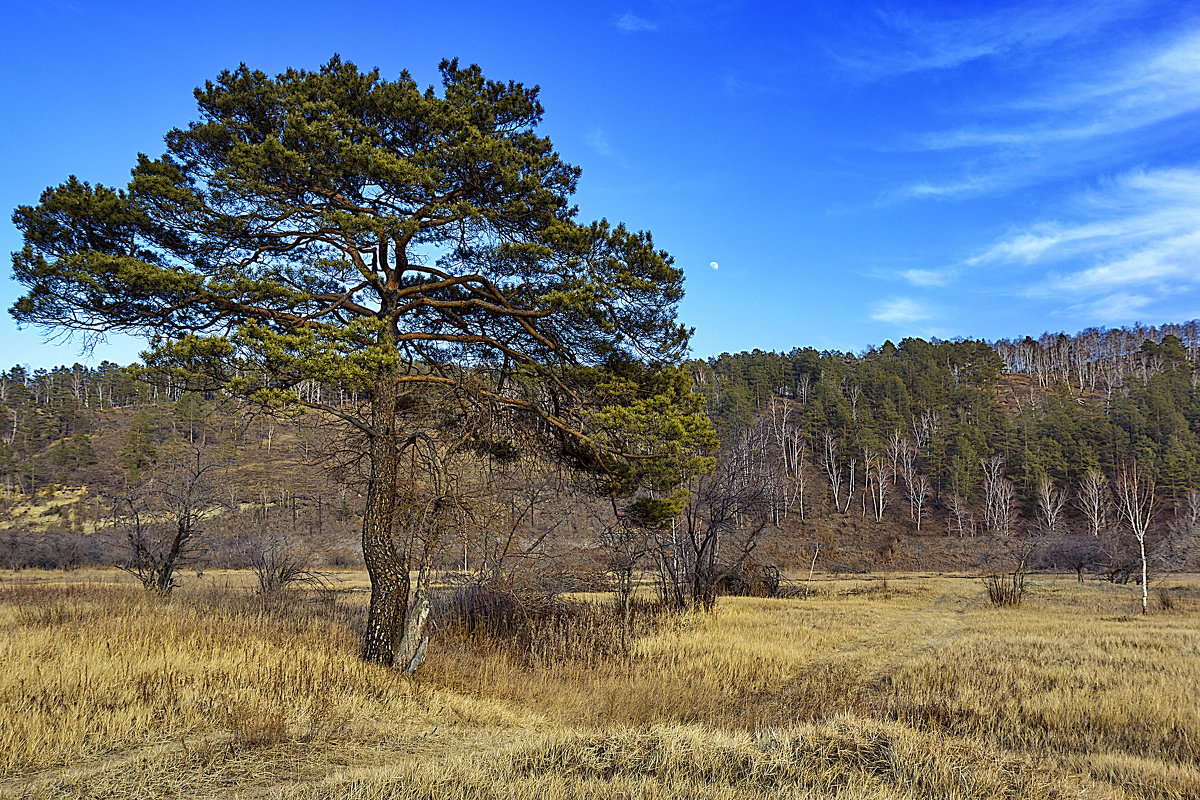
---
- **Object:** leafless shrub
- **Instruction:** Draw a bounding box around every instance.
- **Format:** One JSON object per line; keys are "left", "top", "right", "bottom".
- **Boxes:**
{"left": 713, "top": 558, "right": 781, "bottom": 598}
{"left": 437, "top": 583, "right": 676, "bottom": 665}
{"left": 249, "top": 537, "right": 331, "bottom": 594}
{"left": 1156, "top": 587, "right": 1176, "bottom": 611}
{"left": 1036, "top": 531, "right": 1104, "bottom": 582}
{"left": 982, "top": 570, "right": 1026, "bottom": 607}
{"left": 114, "top": 446, "right": 226, "bottom": 594}
{"left": 982, "top": 551, "right": 1029, "bottom": 607}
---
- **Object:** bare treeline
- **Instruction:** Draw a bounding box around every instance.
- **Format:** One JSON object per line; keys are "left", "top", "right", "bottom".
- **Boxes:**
{"left": 992, "top": 321, "right": 1200, "bottom": 394}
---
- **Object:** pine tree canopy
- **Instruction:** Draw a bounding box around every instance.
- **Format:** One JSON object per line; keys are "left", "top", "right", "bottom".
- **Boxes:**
{"left": 10, "top": 56, "right": 713, "bottom": 484}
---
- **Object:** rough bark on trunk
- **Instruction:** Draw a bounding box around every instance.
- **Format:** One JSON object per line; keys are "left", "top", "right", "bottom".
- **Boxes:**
{"left": 360, "top": 374, "right": 412, "bottom": 667}
{"left": 395, "top": 587, "right": 431, "bottom": 673}
{"left": 359, "top": 371, "right": 441, "bottom": 670}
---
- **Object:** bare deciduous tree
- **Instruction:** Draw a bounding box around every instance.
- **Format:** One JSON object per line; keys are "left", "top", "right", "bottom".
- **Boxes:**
{"left": 1076, "top": 468, "right": 1110, "bottom": 538}
{"left": 1036, "top": 477, "right": 1069, "bottom": 535}
{"left": 114, "top": 445, "right": 225, "bottom": 594}
{"left": 863, "top": 448, "right": 889, "bottom": 522}
{"left": 912, "top": 409, "right": 939, "bottom": 449}
{"left": 885, "top": 429, "right": 905, "bottom": 485}
{"left": 947, "top": 493, "right": 973, "bottom": 538}
{"left": 908, "top": 474, "right": 932, "bottom": 532}
{"left": 599, "top": 523, "right": 654, "bottom": 649}
{"left": 1038, "top": 531, "right": 1104, "bottom": 583}
{"left": 821, "top": 430, "right": 855, "bottom": 514}
{"left": 981, "top": 456, "right": 1017, "bottom": 536}
{"left": 657, "top": 447, "right": 774, "bottom": 611}
{"left": 769, "top": 401, "right": 808, "bottom": 520}
{"left": 1113, "top": 461, "right": 1155, "bottom": 615}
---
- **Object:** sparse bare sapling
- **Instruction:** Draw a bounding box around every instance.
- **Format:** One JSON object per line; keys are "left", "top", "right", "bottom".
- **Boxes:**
{"left": 899, "top": 438, "right": 917, "bottom": 490}
{"left": 981, "top": 456, "right": 1017, "bottom": 536}
{"left": 908, "top": 474, "right": 931, "bottom": 532}
{"left": 790, "top": 445, "right": 809, "bottom": 521}
{"left": 115, "top": 445, "right": 225, "bottom": 594}
{"left": 769, "top": 400, "right": 808, "bottom": 520}
{"left": 884, "top": 429, "right": 900, "bottom": 484}
{"left": 660, "top": 441, "right": 773, "bottom": 610}
{"left": 1036, "top": 477, "right": 1069, "bottom": 535}
{"left": 822, "top": 430, "right": 846, "bottom": 512}
{"left": 947, "top": 492, "right": 973, "bottom": 538}
{"left": 250, "top": 537, "right": 328, "bottom": 594}
{"left": 911, "top": 408, "right": 939, "bottom": 449}
{"left": 820, "top": 429, "right": 857, "bottom": 514}
{"left": 1113, "top": 461, "right": 1156, "bottom": 614}
{"left": 843, "top": 457, "right": 857, "bottom": 515}
{"left": 466, "top": 453, "right": 584, "bottom": 592}
{"left": 864, "top": 448, "right": 889, "bottom": 522}
{"left": 996, "top": 479, "right": 1018, "bottom": 535}
{"left": 1076, "top": 468, "right": 1110, "bottom": 537}
{"left": 804, "top": 542, "right": 819, "bottom": 599}
{"left": 599, "top": 524, "right": 653, "bottom": 650}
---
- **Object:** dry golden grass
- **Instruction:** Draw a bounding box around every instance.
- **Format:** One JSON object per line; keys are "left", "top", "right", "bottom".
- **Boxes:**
{"left": 1, "top": 570, "right": 1197, "bottom": 798}
{"left": 0, "top": 487, "right": 96, "bottom": 533}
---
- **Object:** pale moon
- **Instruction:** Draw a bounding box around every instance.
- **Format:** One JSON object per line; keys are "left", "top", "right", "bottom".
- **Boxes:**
{"left": 710, "top": 261, "right": 719, "bottom": 270}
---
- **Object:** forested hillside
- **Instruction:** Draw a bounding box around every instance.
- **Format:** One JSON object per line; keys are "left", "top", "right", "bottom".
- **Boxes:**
{"left": 701, "top": 322, "right": 1200, "bottom": 503}
{"left": 4, "top": 321, "right": 1200, "bottom": 577}
{"left": 688, "top": 321, "right": 1200, "bottom": 576}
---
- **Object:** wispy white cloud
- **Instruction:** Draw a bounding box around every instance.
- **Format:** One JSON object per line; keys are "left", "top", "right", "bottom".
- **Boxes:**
{"left": 938, "top": 166, "right": 1200, "bottom": 323}
{"left": 899, "top": 268, "right": 951, "bottom": 287}
{"left": 615, "top": 12, "right": 657, "bottom": 32}
{"left": 891, "top": 23, "right": 1200, "bottom": 200}
{"left": 971, "top": 167, "right": 1200, "bottom": 273}
{"left": 1067, "top": 292, "right": 1154, "bottom": 321}
{"left": 871, "top": 296, "right": 934, "bottom": 324}
{"left": 918, "top": 28, "right": 1200, "bottom": 152}
{"left": 842, "top": 0, "right": 1144, "bottom": 78}
{"left": 1034, "top": 229, "right": 1200, "bottom": 294}
{"left": 586, "top": 127, "right": 615, "bottom": 158}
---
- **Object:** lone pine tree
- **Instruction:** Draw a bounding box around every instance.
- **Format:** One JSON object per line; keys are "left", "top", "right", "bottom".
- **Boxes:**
{"left": 11, "top": 57, "right": 713, "bottom": 669}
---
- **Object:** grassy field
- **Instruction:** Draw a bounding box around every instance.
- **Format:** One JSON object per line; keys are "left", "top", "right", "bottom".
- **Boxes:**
{"left": 1, "top": 569, "right": 1198, "bottom": 799}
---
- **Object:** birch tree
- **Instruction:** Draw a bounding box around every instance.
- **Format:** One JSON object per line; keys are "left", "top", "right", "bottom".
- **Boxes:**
{"left": 1036, "top": 477, "right": 1069, "bottom": 535}
{"left": 1076, "top": 468, "right": 1110, "bottom": 538}
{"left": 1113, "top": 461, "right": 1155, "bottom": 614}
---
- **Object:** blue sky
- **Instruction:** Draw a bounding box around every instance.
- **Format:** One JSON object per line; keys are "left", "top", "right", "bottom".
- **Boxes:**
{"left": 3, "top": 0, "right": 1199, "bottom": 368}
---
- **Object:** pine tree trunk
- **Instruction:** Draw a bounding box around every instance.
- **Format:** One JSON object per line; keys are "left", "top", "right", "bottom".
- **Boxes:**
{"left": 360, "top": 374, "right": 411, "bottom": 666}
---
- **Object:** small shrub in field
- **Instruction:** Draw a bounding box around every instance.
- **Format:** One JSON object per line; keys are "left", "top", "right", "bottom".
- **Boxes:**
{"left": 1157, "top": 587, "right": 1177, "bottom": 611}
{"left": 249, "top": 538, "right": 330, "bottom": 595}
{"left": 713, "top": 559, "right": 782, "bottom": 598}
{"left": 437, "top": 583, "right": 677, "bottom": 666}
{"left": 220, "top": 700, "right": 289, "bottom": 750}
{"left": 983, "top": 571, "right": 1026, "bottom": 607}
